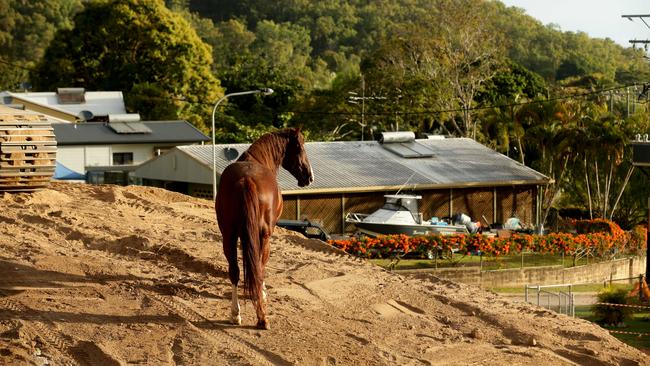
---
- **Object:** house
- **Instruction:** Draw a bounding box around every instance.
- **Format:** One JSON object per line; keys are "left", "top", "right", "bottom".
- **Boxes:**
{"left": 52, "top": 120, "right": 210, "bottom": 184}
{"left": 134, "top": 136, "right": 551, "bottom": 234}
{"left": 1, "top": 88, "right": 128, "bottom": 123}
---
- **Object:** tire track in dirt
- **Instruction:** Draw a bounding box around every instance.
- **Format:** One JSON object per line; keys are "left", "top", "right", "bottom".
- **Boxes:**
{"left": 414, "top": 276, "right": 643, "bottom": 366}
{"left": 0, "top": 292, "right": 121, "bottom": 366}
{"left": 144, "top": 291, "right": 291, "bottom": 366}
{"left": 0, "top": 209, "right": 228, "bottom": 280}
{"left": 118, "top": 190, "right": 217, "bottom": 227}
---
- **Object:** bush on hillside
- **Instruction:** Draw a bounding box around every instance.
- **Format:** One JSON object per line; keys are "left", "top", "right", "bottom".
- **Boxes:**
{"left": 592, "top": 287, "right": 634, "bottom": 326}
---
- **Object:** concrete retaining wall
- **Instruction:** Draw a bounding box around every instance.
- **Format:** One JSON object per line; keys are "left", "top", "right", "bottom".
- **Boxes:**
{"left": 399, "top": 256, "right": 647, "bottom": 288}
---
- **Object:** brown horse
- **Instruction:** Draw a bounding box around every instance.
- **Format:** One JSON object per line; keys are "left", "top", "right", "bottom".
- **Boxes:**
{"left": 215, "top": 128, "right": 313, "bottom": 329}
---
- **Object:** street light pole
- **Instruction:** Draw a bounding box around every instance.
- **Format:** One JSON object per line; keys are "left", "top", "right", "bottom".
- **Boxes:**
{"left": 212, "top": 88, "right": 274, "bottom": 200}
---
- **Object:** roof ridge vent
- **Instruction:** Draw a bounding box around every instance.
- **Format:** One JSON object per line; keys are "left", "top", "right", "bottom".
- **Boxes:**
{"left": 379, "top": 131, "right": 415, "bottom": 144}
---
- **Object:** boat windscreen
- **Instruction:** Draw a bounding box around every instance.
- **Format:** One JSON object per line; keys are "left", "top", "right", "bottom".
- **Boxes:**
{"left": 382, "top": 197, "right": 419, "bottom": 214}
{"left": 399, "top": 197, "right": 419, "bottom": 214}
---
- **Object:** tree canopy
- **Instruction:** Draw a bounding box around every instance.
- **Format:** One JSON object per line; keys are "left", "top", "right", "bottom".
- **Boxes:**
{"left": 31, "top": 0, "right": 223, "bottom": 131}
{"left": 0, "top": 0, "right": 82, "bottom": 90}
{"left": 6, "top": 0, "right": 650, "bottom": 226}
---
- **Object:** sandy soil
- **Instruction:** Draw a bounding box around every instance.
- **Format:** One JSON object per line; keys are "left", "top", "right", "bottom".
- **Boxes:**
{"left": 0, "top": 182, "right": 648, "bottom": 366}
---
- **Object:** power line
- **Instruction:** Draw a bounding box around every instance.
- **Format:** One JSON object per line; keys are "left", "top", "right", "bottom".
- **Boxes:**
{"left": 1, "top": 55, "right": 644, "bottom": 118}
{"left": 289, "top": 83, "right": 647, "bottom": 116}
{"left": 622, "top": 14, "right": 650, "bottom": 49}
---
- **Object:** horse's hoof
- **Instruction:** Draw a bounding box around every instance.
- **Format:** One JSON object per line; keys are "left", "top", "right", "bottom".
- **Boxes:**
{"left": 256, "top": 319, "right": 270, "bottom": 330}
{"left": 231, "top": 315, "right": 241, "bottom": 325}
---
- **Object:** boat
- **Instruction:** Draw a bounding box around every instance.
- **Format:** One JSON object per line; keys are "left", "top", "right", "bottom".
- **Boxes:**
{"left": 345, "top": 194, "right": 469, "bottom": 237}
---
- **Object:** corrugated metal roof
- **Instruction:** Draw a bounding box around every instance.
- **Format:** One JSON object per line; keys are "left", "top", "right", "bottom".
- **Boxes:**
{"left": 4, "top": 91, "right": 126, "bottom": 117}
{"left": 177, "top": 138, "right": 550, "bottom": 194}
{"left": 53, "top": 121, "right": 210, "bottom": 145}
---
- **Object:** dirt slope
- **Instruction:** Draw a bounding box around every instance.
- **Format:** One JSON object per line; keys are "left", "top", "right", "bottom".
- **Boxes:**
{"left": 0, "top": 182, "right": 647, "bottom": 365}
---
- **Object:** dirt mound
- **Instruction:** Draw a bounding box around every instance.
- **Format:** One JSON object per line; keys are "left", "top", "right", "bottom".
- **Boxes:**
{"left": 0, "top": 182, "right": 647, "bottom": 365}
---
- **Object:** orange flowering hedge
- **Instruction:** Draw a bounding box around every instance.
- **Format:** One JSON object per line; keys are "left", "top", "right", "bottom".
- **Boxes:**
{"left": 328, "top": 219, "right": 646, "bottom": 259}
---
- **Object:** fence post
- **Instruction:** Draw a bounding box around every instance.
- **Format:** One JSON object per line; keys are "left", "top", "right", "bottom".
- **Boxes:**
{"left": 641, "top": 274, "right": 645, "bottom": 302}
{"left": 537, "top": 286, "right": 540, "bottom": 307}
{"left": 479, "top": 252, "right": 483, "bottom": 272}
{"left": 521, "top": 251, "right": 524, "bottom": 269}
{"left": 525, "top": 285, "right": 528, "bottom": 303}
{"left": 434, "top": 250, "right": 438, "bottom": 269}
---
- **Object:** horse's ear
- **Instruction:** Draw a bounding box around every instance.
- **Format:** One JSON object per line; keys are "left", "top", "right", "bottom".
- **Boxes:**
{"left": 295, "top": 125, "right": 303, "bottom": 133}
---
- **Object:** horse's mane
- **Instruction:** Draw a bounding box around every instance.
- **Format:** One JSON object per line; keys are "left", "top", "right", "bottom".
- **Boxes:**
{"left": 238, "top": 129, "right": 295, "bottom": 167}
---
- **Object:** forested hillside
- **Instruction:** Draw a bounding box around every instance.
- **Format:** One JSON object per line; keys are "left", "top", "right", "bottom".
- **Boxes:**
{"left": 2, "top": 0, "right": 650, "bottom": 226}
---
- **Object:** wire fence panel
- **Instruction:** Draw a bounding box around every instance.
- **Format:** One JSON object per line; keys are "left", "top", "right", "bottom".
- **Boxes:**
{"left": 344, "top": 192, "right": 385, "bottom": 233}
{"left": 451, "top": 188, "right": 494, "bottom": 224}
{"left": 280, "top": 196, "right": 297, "bottom": 220}
{"left": 300, "top": 194, "right": 342, "bottom": 235}
{"left": 514, "top": 187, "right": 534, "bottom": 225}
{"left": 420, "top": 190, "right": 450, "bottom": 220}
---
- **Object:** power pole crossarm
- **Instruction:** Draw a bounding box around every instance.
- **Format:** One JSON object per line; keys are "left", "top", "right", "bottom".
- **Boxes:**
{"left": 622, "top": 14, "right": 650, "bottom": 53}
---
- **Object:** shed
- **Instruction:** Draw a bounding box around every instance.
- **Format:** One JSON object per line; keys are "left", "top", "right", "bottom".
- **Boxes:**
{"left": 135, "top": 137, "right": 551, "bottom": 234}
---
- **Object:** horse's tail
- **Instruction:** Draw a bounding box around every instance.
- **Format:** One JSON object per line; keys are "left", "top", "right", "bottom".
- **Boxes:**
{"left": 239, "top": 177, "right": 263, "bottom": 302}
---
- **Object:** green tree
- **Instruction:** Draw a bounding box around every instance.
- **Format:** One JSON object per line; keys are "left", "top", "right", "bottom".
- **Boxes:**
{"left": 0, "top": 0, "right": 82, "bottom": 90}
{"left": 32, "top": 0, "right": 222, "bottom": 131}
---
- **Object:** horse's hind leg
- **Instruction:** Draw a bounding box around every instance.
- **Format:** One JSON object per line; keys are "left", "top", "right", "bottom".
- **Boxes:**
{"left": 223, "top": 231, "right": 241, "bottom": 325}
{"left": 255, "top": 231, "right": 272, "bottom": 330}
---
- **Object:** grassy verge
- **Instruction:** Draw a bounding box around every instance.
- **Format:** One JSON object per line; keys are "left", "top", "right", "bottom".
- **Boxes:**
{"left": 575, "top": 305, "right": 650, "bottom": 350}
{"left": 490, "top": 283, "right": 635, "bottom": 294}
{"left": 369, "top": 253, "right": 623, "bottom": 271}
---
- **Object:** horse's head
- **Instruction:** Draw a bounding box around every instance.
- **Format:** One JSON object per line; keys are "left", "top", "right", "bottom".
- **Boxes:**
{"left": 282, "top": 128, "right": 314, "bottom": 187}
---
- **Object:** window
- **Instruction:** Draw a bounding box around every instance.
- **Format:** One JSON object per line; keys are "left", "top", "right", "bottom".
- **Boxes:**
{"left": 113, "top": 152, "right": 133, "bottom": 165}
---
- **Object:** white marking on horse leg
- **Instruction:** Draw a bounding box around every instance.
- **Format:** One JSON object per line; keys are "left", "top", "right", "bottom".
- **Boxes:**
{"left": 262, "top": 281, "right": 267, "bottom": 302}
{"left": 309, "top": 162, "right": 314, "bottom": 184}
{"left": 231, "top": 284, "right": 241, "bottom": 325}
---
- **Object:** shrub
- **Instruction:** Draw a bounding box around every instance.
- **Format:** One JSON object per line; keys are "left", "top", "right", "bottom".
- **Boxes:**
{"left": 592, "top": 287, "right": 634, "bottom": 326}
{"left": 328, "top": 219, "right": 646, "bottom": 261}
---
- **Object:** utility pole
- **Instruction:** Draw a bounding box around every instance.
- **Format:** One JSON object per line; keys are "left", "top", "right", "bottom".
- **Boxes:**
{"left": 632, "top": 136, "right": 650, "bottom": 285}
{"left": 347, "top": 74, "right": 386, "bottom": 141}
{"left": 622, "top": 15, "right": 650, "bottom": 54}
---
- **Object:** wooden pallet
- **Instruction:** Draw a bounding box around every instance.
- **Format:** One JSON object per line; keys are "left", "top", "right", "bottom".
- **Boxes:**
{"left": 0, "top": 110, "right": 57, "bottom": 192}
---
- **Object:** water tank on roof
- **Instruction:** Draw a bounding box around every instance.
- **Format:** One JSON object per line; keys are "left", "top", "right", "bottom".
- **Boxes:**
{"left": 108, "top": 113, "right": 141, "bottom": 123}
{"left": 379, "top": 131, "right": 416, "bottom": 144}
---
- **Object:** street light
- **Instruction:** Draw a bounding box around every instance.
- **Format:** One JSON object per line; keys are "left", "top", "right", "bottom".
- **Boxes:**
{"left": 211, "top": 88, "right": 274, "bottom": 199}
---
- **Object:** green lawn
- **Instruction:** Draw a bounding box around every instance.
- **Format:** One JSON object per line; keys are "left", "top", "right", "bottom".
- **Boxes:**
{"left": 490, "top": 282, "right": 635, "bottom": 294}
{"left": 369, "top": 252, "right": 618, "bottom": 271}
{"left": 575, "top": 305, "right": 650, "bottom": 351}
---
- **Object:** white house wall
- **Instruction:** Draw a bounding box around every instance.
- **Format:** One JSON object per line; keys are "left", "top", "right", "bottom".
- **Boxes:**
{"left": 134, "top": 149, "right": 213, "bottom": 185}
{"left": 57, "top": 146, "right": 85, "bottom": 172}
{"left": 85, "top": 146, "right": 110, "bottom": 167}
{"left": 110, "top": 144, "right": 155, "bottom": 165}
{"left": 57, "top": 143, "right": 162, "bottom": 174}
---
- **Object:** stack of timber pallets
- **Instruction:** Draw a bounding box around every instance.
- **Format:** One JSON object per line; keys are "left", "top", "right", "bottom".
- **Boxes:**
{"left": 0, "top": 106, "right": 57, "bottom": 192}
